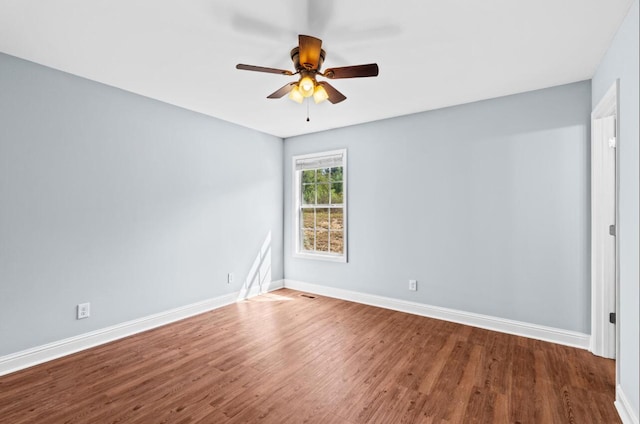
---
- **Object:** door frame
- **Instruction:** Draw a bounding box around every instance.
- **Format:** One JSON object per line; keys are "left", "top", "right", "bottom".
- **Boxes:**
{"left": 590, "top": 80, "right": 619, "bottom": 369}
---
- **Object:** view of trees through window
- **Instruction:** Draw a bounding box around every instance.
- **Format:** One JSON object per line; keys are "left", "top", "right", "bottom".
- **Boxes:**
{"left": 300, "top": 166, "right": 344, "bottom": 254}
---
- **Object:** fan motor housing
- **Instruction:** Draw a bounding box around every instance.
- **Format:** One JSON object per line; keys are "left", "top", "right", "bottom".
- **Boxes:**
{"left": 290, "top": 47, "right": 326, "bottom": 71}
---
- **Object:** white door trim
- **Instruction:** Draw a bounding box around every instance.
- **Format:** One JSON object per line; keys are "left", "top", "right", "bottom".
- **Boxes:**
{"left": 591, "top": 114, "right": 616, "bottom": 359}
{"left": 590, "top": 81, "right": 619, "bottom": 365}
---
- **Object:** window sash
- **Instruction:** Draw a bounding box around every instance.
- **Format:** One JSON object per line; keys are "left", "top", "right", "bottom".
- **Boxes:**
{"left": 293, "top": 149, "right": 347, "bottom": 262}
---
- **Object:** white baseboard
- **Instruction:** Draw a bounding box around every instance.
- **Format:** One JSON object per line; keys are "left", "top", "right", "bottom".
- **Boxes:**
{"left": 0, "top": 280, "right": 284, "bottom": 377}
{"left": 616, "top": 385, "right": 639, "bottom": 424}
{"left": 284, "top": 279, "right": 590, "bottom": 350}
{"left": 0, "top": 278, "right": 590, "bottom": 376}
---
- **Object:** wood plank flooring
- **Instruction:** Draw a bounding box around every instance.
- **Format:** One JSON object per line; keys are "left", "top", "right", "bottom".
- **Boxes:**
{"left": 0, "top": 289, "right": 619, "bottom": 423}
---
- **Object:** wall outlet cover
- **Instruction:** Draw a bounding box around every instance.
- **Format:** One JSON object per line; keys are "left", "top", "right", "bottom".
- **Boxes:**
{"left": 409, "top": 280, "right": 417, "bottom": 291}
{"left": 77, "top": 303, "right": 90, "bottom": 319}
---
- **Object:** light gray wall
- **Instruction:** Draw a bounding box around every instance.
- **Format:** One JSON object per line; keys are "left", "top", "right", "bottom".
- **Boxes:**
{"left": 592, "top": 0, "right": 639, "bottom": 416}
{"left": 0, "top": 53, "right": 283, "bottom": 356}
{"left": 284, "top": 81, "right": 592, "bottom": 333}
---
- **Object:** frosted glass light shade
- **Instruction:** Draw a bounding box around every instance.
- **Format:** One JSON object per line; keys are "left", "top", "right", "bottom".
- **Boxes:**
{"left": 313, "top": 85, "right": 329, "bottom": 104}
{"left": 299, "top": 76, "right": 315, "bottom": 98}
{"left": 288, "top": 85, "right": 304, "bottom": 103}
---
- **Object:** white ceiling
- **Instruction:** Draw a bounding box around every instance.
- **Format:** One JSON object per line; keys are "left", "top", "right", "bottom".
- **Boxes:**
{"left": 0, "top": 0, "right": 634, "bottom": 138}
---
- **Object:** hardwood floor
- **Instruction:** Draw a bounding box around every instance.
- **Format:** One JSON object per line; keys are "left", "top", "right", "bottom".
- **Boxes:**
{"left": 0, "top": 289, "right": 619, "bottom": 423}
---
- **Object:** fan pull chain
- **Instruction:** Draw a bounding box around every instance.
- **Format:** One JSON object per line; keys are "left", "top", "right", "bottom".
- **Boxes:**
{"left": 306, "top": 99, "right": 310, "bottom": 122}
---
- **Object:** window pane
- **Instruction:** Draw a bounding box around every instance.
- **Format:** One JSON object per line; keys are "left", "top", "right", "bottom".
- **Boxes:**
{"left": 316, "top": 230, "right": 329, "bottom": 252}
{"left": 302, "top": 184, "right": 315, "bottom": 205}
{"left": 317, "top": 168, "right": 330, "bottom": 183}
{"left": 330, "top": 230, "right": 344, "bottom": 254}
{"left": 302, "top": 229, "right": 315, "bottom": 251}
{"left": 317, "top": 184, "right": 330, "bottom": 204}
{"left": 294, "top": 152, "right": 346, "bottom": 260}
{"left": 302, "top": 169, "right": 315, "bottom": 184}
{"left": 329, "top": 208, "right": 343, "bottom": 230}
{"left": 330, "top": 182, "right": 343, "bottom": 204}
{"left": 316, "top": 208, "right": 329, "bottom": 229}
{"left": 302, "top": 209, "right": 315, "bottom": 229}
{"left": 330, "top": 167, "right": 343, "bottom": 182}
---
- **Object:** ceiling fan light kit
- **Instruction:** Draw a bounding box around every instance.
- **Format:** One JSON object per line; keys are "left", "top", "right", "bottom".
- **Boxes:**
{"left": 298, "top": 74, "right": 316, "bottom": 97}
{"left": 313, "top": 84, "right": 329, "bottom": 103}
{"left": 236, "top": 34, "right": 379, "bottom": 105}
{"left": 288, "top": 85, "right": 304, "bottom": 103}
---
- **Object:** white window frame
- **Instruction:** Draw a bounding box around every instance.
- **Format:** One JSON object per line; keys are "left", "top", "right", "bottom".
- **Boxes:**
{"left": 292, "top": 149, "right": 347, "bottom": 263}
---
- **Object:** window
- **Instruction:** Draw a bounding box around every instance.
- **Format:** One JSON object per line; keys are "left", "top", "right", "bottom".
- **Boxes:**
{"left": 293, "top": 149, "right": 347, "bottom": 262}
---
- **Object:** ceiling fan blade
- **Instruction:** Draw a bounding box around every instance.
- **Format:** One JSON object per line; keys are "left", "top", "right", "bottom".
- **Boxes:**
{"left": 267, "top": 82, "right": 297, "bottom": 99}
{"left": 318, "top": 81, "right": 346, "bottom": 104}
{"left": 298, "top": 34, "right": 323, "bottom": 70}
{"left": 324, "top": 63, "right": 379, "bottom": 79}
{"left": 236, "top": 64, "right": 293, "bottom": 76}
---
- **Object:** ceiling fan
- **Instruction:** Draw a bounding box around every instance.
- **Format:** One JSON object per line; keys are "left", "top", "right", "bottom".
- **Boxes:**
{"left": 236, "top": 34, "right": 379, "bottom": 104}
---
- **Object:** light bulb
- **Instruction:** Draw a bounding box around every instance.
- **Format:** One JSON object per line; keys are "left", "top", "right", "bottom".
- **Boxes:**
{"left": 288, "top": 85, "right": 304, "bottom": 103}
{"left": 299, "top": 76, "right": 315, "bottom": 98}
{"left": 313, "top": 84, "right": 329, "bottom": 104}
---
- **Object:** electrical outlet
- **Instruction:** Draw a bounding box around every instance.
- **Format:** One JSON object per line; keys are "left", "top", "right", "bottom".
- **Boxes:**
{"left": 77, "top": 302, "right": 90, "bottom": 319}
{"left": 409, "top": 280, "right": 417, "bottom": 291}
{"left": 227, "top": 273, "right": 234, "bottom": 284}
